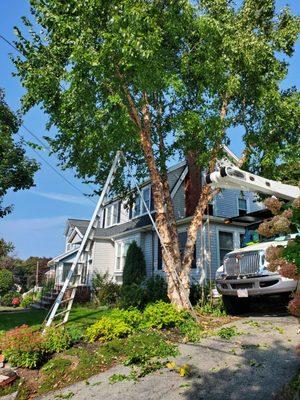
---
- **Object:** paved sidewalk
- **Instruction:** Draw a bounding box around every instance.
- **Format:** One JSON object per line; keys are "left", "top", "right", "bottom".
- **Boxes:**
{"left": 37, "top": 314, "right": 299, "bottom": 400}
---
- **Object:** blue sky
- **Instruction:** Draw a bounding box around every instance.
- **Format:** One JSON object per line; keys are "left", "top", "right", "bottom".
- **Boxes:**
{"left": 0, "top": 1, "right": 300, "bottom": 259}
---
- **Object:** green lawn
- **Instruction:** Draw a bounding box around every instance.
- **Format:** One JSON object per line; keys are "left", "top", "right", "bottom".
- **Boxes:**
{"left": 0, "top": 305, "right": 106, "bottom": 332}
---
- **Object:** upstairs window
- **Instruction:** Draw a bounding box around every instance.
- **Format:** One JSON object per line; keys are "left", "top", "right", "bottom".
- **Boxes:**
{"left": 105, "top": 201, "right": 121, "bottom": 227}
{"left": 132, "top": 186, "right": 152, "bottom": 218}
{"left": 142, "top": 187, "right": 150, "bottom": 213}
{"left": 238, "top": 193, "right": 247, "bottom": 216}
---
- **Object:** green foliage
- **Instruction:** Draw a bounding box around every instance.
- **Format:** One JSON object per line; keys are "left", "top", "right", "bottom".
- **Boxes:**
{"left": 144, "top": 275, "right": 168, "bottom": 304}
{"left": 85, "top": 308, "right": 143, "bottom": 342}
{"left": 0, "top": 238, "right": 14, "bottom": 258}
{"left": 43, "top": 327, "right": 72, "bottom": 353}
{"left": 179, "top": 319, "right": 205, "bottom": 343}
{"left": 92, "top": 273, "right": 120, "bottom": 306}
{"left": 142, "top": 301, "right": 187, "bottom": 329}
{"left": 12, "top": 0, "right": 300, "bottom": 192}
{"left": 283, "top": 236, "right": 300, "bottom": 271}
{"left": 66, "top": 326, "right": 84, "bottom": 344}
{"left": 85, "top": 316, "right": 132, "bottom": 343}
{"left": 0, "top": 325, "right": 45, "bottom": 368}
{"left": 0, "top": 269, "right": 14, "bottom": 295}
{"left": 123, "top": 241, "right": 146, "bottom": 286}
{"left": 197, "top": 299, "right": 227, "bottom": 317}
{"left": 20, "top": 294, "right": 35, "bottom": 308}
{"left": 1, "top": 291, "right": 21, "bottom": 306}
{"left": 119, "top": 283, "right": 145, "bottom": 309}
{"left": 0, "top": 88, "right": 39, "bottom": 217}
{"left": 217, "top": 326, "right": 240, "bottom": 340}
{"left": 119, "top": 275, "right": 168, "bottom": 310}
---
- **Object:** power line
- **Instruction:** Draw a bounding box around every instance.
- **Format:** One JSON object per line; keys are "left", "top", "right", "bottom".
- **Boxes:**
{"left": 1, "top": 32, "right": 97, "bottom": 205}
{"left": 16, "top": 133, "right": 97, "bottom": 206}
{"left": 21, "top": 124, "right": 52, "bottom": 152}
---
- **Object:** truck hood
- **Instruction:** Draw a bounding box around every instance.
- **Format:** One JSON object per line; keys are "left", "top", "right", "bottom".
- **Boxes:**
{"left": 228, "top": 239, "right": 288, "bottom": 255}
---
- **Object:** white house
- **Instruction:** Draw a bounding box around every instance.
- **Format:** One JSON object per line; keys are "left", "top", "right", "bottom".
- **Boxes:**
{"left": 49, "top": 149, "right": 263, "bottom": 290}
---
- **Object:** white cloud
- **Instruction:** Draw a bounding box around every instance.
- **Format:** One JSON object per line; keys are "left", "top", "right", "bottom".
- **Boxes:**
{"left": 32, "top": 191, "right": 93, "bottom": 206}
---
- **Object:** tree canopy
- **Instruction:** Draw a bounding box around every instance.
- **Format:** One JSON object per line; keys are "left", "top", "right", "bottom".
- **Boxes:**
{"left": 13, "top": 0, "right": 300, "bottom": 307}
{"left": 0, "top": 88, "right": 39, "bottom": 217}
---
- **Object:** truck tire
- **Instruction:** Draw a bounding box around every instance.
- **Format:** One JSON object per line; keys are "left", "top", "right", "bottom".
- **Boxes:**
{"left": 222, "top": 295, "right": 250, "bottom": 315}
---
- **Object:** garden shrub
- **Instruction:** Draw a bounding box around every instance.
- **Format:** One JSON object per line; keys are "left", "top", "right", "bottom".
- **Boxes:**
{"left": 119, "top": 283, "right": 145, "bottom": 309}
{"left": 66, "top": 326, "right": 84, "bottom": 343}
{"left": 123, "top": 241, "right": 146, "bottom": 285}
{"left": 144, "top": 275, "right": 168, "bottom": 304}
{"left": 92, "top": 272, "right": 120, "bottom": 306}
{"left": 0, "top": 325, "right": 45, "bottom": 368}
{"left": 0, "top": 269, "right": 14, "bottom": 295}
{"left": 85, "top": 316, "right": 132, "bottom": 342}
{"left": 142, "top": 301, "right": 187, "bottom": 329}
{"left": 109, "top": 308, "right": 143, "bottom": 329}
{"left": 43, "top": 327, "right": 72, "bottom": 353}
{"left": 85, "top": 307, "right": 143, "bottom": 342}
{"left": 1, "top": 291, "right": 21, "bottom": 306}
{"left": 20, "top": 294, "right": 35, "bottom": 308}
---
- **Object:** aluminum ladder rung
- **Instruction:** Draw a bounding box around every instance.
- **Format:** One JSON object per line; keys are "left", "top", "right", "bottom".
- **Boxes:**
{"left": 43, "top": 151, "right": 122, "bottom": 330}
{"left": 60, "top": 296, "right": 75, "bottom": 305}
{"left": 53, "top": 309, "right": 69, "bottom": 318}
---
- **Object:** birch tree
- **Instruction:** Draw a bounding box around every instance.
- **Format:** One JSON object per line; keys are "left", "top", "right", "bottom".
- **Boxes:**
{"left": 13, "top": 0, "right": 299, "bottom": 309}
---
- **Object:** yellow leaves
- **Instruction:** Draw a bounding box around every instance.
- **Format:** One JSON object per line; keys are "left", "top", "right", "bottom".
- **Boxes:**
{"left": 166, "top": 361, "right": 191, "bottom": 377}
{"left": 179, "top": 364, "right": 191, "bottom": 377}
{"left": 166, "top": 361, "right": 177, "bottom": 370}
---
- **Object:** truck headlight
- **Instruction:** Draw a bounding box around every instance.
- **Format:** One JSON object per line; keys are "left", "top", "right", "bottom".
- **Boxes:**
{"left": 216, "top": 265, "right": 225, "bottom": 280}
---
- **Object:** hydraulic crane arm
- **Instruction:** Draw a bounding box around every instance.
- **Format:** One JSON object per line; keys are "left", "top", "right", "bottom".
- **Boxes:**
{"left": 205, "top": 166, "right": 300, "bottom": 201}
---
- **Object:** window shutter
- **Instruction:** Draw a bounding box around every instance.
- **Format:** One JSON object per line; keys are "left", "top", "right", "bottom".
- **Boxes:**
{"left": 129, "top": 204, "right": 133, "bottom": 220}
{"left": 117, "top": 201, "right": 121, "bottom": 223}
{"left": 102, "top": 208, "right": 106, "bottom": 228}
{"left": 157, "top": 239, "right": 162, "bottom": 270}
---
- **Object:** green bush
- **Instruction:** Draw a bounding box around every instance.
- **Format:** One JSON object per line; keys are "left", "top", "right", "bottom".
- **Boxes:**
{"left": 92, "top": 273, "right": 120, "bottom": 306}
{"left": 85, "top": 307, "right": 143, "bottom": 342}
{"left": 0, "top": 325, "right": 45, "bottom": 368}
{"left": 85, "top": 316, "right": 132, "bottom": 342}
{"left": 1, "top": 291, "right": 21, "bottom": 306}
{"left": 123, "top": 241, "right": 146, "bottom": 285}
{"left": 109, "top": 308, "right": 143, "bottom": 329}
{"left": 43, "top": 327, "right": 72, "bottom": 353}
{"left": 0, "top": 269, "right": 14, "bottom": 295}
{"left": 119, "top": 283, "right": 145, "bottom": 309}
{"left": 144, "top": 275, "right": 168, "bottom": 304}
{"left": 20, "top": 294, "right": 35, "bottom": 308}
{"left": 66, "top": 326, "right": 84, "bottom": 343}
{"left": 142, "top": 301, "right": 187, "bottom": 329}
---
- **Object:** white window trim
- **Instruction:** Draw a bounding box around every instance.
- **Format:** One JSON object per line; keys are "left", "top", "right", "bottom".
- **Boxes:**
{"left": 131, "top": 185, "right": 154, "bottom": 220}
{"left": 105, "top": 201, "right": 120, "bottom": 228}
{"left": 114, "top": 235, "right": 140, "bottom": 272}
{"left": 237, "top": 194, "right": 248, "bottom": 216}
{"left": 216, "top": 227, "right": 244, "bottom": 267}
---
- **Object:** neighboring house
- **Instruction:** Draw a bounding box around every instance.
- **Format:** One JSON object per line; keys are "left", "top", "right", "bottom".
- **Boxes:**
{"left": 49, "top": 149, "right": 263, "bottom": 289}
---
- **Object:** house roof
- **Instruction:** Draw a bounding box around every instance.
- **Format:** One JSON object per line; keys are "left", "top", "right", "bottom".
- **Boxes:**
{"left": 75, "top": 214, "right": 154, "bottom": 238}
{"left": 48, "top": 247, "right": 78, "bottom": 265}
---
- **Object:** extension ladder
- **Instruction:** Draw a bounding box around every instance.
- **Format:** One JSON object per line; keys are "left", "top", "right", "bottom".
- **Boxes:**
{"left": 43, "top": 151, "right": 122, "bottom": 330}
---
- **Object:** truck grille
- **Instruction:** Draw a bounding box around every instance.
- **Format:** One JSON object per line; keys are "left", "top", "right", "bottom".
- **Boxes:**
{"left": 224, "top": 252, "right": 261, "bottom": 276}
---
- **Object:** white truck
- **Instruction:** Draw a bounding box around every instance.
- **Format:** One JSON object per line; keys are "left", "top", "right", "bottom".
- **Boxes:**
{"left": 206, "top": 166, "right": 300, "bottom": 314}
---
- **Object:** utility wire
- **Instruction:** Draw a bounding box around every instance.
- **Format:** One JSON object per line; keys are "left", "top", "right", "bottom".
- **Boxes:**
{"left": 16, "top": 131, "right": 97, "bottom": 206}
{"left": 1, "top": 33, "right": 97, "bottom": 205}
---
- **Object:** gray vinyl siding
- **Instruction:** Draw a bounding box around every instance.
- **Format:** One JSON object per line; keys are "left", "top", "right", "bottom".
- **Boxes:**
{"left": 141, "top": 232, "right": 153, "bottom": 277}
{"left": 91, "top": 239, "right": 115, "bottom": 278}
{"left": 173, "top": 184, "right": 185, "bottom": 219}
{"left": 214, "top": 189, "right": 263, "bottom": 218}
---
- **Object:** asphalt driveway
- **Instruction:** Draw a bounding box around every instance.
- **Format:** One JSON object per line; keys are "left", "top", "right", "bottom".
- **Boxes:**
{"left": 37, "top": 313, "right": 299, "bottom": 400}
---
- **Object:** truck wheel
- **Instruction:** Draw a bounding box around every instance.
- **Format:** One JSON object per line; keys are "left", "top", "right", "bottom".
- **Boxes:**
{"left": 222, "top": 295, "right": 250, "bottom": 315}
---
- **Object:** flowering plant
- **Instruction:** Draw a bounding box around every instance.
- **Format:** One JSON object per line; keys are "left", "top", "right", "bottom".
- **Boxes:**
{"left": 11, "top": 297, "right": 21, "bottom": 307}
